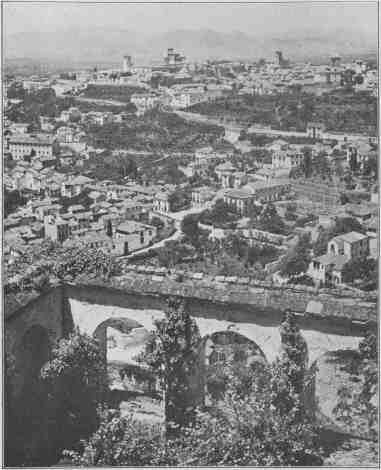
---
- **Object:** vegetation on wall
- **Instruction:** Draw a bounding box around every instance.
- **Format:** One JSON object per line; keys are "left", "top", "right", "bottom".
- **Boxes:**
{"left": 62, "top": 310, "right": 323, "bottom": 466}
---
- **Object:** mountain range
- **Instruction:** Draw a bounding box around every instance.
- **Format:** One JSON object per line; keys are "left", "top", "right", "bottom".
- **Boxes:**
{"left": 4, "top": 28, "right": 377, "bottom": 68}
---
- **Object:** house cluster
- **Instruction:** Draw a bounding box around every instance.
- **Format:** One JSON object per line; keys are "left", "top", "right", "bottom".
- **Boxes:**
{"left": 4, "top": 49, "right": 378, "bottom": 295}
{"left": 308, "top": 231, "right": 370, "bottom": 286}
{"left": 4, "top": 167, "right": 179, "bottom": 258}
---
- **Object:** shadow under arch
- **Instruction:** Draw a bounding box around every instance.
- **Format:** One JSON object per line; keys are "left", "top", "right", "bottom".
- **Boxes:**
{"left": 6, "top": 324, "right": 52, "bottom": 467}
{"left": 17, "top": 324, "right": 51, "bottom": 398}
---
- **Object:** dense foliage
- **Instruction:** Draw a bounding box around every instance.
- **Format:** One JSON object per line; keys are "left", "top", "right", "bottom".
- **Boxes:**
{"left": 4, "top": 189, "right": 28, "bottom": 218}
{"left": 84, "top": 110, "right": 224, "bottom": 153}
{"left": 5, "top": 239, "right": 122, "bottom": 290}
{"left": 189, "top": 89, "right": 377, "bottom": 134}
{"left": 342, "top": 257, "right": 378, "bottom": 290}
{"left": 256, "top": 203, "right": 287, "bottom": 235}
{"left": 51, "top": 242, "right": 122, "bottom": 281}
{"left": 6, "top": 86, "right": 75, "bottom": 129}
{"left": 63, "top": 311, "right": 323, "bottom": 466}
{"left": 41, "top": 329, "right": 106, "bottom": 453}
{"left": 64, "top": 407, "right": 167, "bottom": 466}
{"left": 81, "top": 84, "right": 145, "bottom": 102}
{"left": 83, "top": 151, "right": 138, "bottom": 181}
{"left": 333, "top": 331, "right": 378, "bottom": 440}
{"left": 280, "top": 233, "right": 312, "bottom": 277}
{"left": 199, "top": 199, "right": 240, "bottom": 229}
{"left": 168, "top": 186, "right": 192, "bottom": 212}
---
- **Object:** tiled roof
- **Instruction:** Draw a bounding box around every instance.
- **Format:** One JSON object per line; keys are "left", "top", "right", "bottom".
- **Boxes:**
{"left": 9, "top": 133, "right": 54, "bottom": 145}
{"left": 333, "top": 231, "right": 368, "bottom": 244}
{"left": 314, "top": 253, "right": 349, "bottom": 270}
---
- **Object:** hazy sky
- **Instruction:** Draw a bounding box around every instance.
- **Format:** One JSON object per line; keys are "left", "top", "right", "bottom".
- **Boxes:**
{"left": 4, "top": 1, "right": 378, "bottom": 37}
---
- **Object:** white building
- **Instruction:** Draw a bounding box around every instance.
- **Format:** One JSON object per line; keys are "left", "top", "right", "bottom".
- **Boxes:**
{"left": 8, "top": 134, "right": 54, "bottom": 160}
{"left": 114, "top": 221, "right": 157, "bottom": 255}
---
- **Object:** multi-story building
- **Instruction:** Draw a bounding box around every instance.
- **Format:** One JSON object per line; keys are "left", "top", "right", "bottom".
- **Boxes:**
{"left": 346, "top": 141, "right": 374, "bottom": 170}
{"left": 193, "top": 147, "right": 226, "bottom": 176}
{"left": 153, "top": 191, "right": 171, "bottom": 214}
{"left": 269, "top": 140, "right": 304, "bottom": 170}
{"left": 44, "top": 215, "right": 71, "bottom": 243}
{"left": 130, "top": 93, "right": 161, "bottom": 114}
{"left": 114, "top": 221, "right": 157, "bottom": 255}
{"left": 215, "top": 162, "right": 237, "bottom": 188}
{"left": 56, "top": 126, "right": 75, "bottom": 143}
{"left": 306, "top": 122, "right": 325, "bottom": 140}
{"left": 61, "top": 175, "right": 93, "bottom": 198}
{"left": 308, "top": 231, "right": 369, "bottom": 286}
{"left": 191, "top": 187, "right": 216, "bottom": 208}
{"left": 8, "top": 134, "right": 54, "bottom": 160}
{"left": 224, "top": 180, "right": 290, "bottom": 215}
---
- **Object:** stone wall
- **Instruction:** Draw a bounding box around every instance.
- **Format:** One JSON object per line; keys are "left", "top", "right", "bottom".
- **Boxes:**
{"left": 6, "top": 286, "right": 66, "bottom": 399}
{"left": 5, "top": 271, "right": 376, "bottom": 398}
{"left": 106, "top": 267, "right": 377, "bottom": 325}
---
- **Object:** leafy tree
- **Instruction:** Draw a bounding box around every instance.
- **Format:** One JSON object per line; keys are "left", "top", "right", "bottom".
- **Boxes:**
{"left": 4, "top": 189, "right": 27, "bottom": 217}
{"left": 280, "top": 234, "right": 311, "bottom": 277}
{"left": 359, "top": 331, "right": 377, "bottom": 362}
{"left": 61, "top": 311, "right": 322, "bottom": 467}
{"left": 157, "top": 240, "right": 195, "bottom": 268}
{"left": 333, "top": 330, "right": 378, "bottom": 440}
{"left": 7, "top": 81, "right": 26, "bottom": 100}
{"left": 41, "top": 329, "right": 106, "bottom": 453}
{"left": 23, "top": 152, "right": 32, "bottom": 163}
{"left": 284, "top": 203, "right": 297, "bottom": 221}
{"left": 52, "top": 243, "right": 121, "bottom": 281}
{"left": 109, "top": 154, "right": 138, "bottom": 179}
{"left": 333, "top": 157, "right": 345, "bottom": 179}
{"left": 258, "top": 203, "right": 286, "bottom": 235}
{"left": 312, "top": 151, "right": 332, "bottom": 180}
{"left": 4, "top": 351, "right": 18, "bottom": 466}
{"left": 168, "top": 187, "right": 191, "bottom": 212}
{"left": 64, "top": 407, "right": 166, "bottom": 466}
{"left": 301, "top": 147, "right": 313, "bottom": 178}
{"left": 342, "top": 257, "right": 377, "bottom": 286}
{"left": 138, "top": 298, "right": 201, "bottom": 434}
{"left": 181, "top": 214, "right": 201, "bottom": 245}
{"left": 171, "top": 312, "right": 321, "bottom": 466}
{"left": 271, "top": 311, "right": 309, "bottom": 422}
{"left": 363, "top": 154, "right": 377, "bottom": 180}
{"left": 150, "top": 216, "right": 165, "bottom": 231}
{"left": 199, "top": 199, "right": 239, "bottom": 229}
{"left": 349, "top": 151, "right": 358, "bottom": 173}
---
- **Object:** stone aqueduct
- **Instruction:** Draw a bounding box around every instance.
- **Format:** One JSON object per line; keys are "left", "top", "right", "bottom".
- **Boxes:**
{"left": 5, "top": 274, "right": 377, "bottom": 403}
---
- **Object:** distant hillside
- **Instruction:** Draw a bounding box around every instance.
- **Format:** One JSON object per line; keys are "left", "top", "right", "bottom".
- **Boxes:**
{"left": 4, "top": 27, "right": 377, "bottom": 68}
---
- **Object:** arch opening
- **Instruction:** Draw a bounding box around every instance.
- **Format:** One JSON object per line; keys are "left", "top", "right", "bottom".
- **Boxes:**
{"left": 93, "top": 317, "right": 156, "bottom": 395}
{"left": 201, "top": 330, "right": 268, "bottom": 404}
